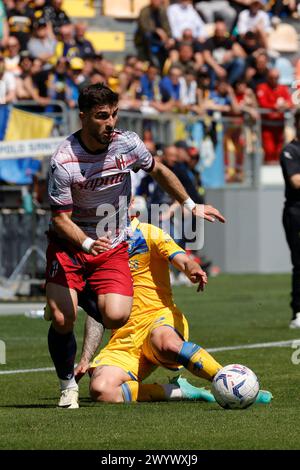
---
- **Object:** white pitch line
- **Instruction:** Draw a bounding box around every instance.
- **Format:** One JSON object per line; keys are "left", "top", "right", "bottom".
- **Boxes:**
{"left": 0, "top": 339, "right": 299, "bottom": 375}
{"left": 207, "top": 339, "right": 300, "bottom": 353}
{"left": 0, "top": 366, "right": 55, "bottom": 375}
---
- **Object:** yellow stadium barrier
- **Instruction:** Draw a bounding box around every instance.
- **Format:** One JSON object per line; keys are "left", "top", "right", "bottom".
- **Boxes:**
{"left": 85, "top": 31, "right": 125, "bottom": 52}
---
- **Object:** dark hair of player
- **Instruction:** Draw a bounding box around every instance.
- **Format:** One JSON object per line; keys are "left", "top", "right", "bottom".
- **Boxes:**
{"left": 78, "top": 83, "right": 119, "bottom": 112}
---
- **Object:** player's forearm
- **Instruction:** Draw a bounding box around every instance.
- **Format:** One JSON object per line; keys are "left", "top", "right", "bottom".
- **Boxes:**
{"left": 171, "top": 252, "right": 194, "bottom": 273}
{"left": 52, "top": 212, "right": 90, "bottom": 248}
{"left": 80, "top": 315, "right": 104, "bottom": 364}
{"left": 150, "top": 161, "right": 189, "bottom": 205}
{"left": 172, "top": 256, "right": 199, "bottom": 277}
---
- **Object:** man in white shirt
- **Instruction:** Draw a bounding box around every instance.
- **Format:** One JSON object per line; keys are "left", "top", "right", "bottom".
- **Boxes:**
{"left": 0, "top": 54, "right": 16, "bottom": 104}
{"left": 237, "top": 0, "right": 271, "bottom": 48}
{"left": 167, "top": 0, "right": 207, "bottom": 42}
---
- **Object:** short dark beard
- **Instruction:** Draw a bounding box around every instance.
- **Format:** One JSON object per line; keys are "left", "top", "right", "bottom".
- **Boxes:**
{"left": 91, "top": 129, "right": 114, "bottom": 146}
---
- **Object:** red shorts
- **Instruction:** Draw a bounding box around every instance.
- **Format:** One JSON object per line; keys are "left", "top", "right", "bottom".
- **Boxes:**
{"left": 46, "top": 240, "right": 133, "bottom": 297}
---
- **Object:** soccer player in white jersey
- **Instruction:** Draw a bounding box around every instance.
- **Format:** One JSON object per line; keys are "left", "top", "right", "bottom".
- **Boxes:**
{"left": 46, "top": 83, "right": 225, "bottom": 409}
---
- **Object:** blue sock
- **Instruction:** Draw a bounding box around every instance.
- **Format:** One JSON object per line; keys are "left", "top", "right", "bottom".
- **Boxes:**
{"left": 48, "top": 325, "right": 77, "bottom": 380}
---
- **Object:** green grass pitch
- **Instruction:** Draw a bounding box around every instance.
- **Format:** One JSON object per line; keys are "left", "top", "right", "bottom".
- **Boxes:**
{"left": 1, "top": 274, "right": 300, "bottom": 450}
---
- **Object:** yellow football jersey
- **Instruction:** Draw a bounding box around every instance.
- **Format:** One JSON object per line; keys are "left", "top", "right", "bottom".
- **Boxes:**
{"left": 128, "top": 218, "right": 185, "bottom": 317}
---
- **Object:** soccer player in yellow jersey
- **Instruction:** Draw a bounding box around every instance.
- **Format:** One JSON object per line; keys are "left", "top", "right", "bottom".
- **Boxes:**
{"left": 88, "top": 216, "right": 223, "bottom": 403}
{"left": 75, "top": 216, "right": 272, "bottom": 405}
{"left": 74, "top": 216, "right": 220, "bottom": 403}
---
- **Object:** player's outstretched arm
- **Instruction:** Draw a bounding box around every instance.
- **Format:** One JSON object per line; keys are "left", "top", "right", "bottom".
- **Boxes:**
{"left": 171, "top": 253, "right": 208, "bottom": 292}
{"left": 149, "top": 161, "right": 225, "bottom": 223}
{"left": 75, "top": 315, "right": 104, "bottom": 383}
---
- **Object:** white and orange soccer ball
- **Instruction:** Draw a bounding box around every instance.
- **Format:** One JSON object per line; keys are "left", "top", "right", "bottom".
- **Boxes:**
{"left": 211, "top": 364, "right": 259, "bottom": 409}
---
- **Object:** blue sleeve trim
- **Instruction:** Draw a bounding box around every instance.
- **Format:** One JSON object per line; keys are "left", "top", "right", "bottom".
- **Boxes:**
{"left": 168, "top": 251, "right": 185, "bottom": 261}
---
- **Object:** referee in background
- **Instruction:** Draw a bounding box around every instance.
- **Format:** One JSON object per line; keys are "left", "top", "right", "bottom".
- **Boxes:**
{"left": 280, "top": 109, "right": 300, "bottom": 328}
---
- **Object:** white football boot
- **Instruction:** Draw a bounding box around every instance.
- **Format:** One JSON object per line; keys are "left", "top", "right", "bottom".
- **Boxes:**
{"left": 289, "top": 313, "right": 300, "bottom": 329}
{"left": 58, "top": 387, "right": 79, "bottom": 409}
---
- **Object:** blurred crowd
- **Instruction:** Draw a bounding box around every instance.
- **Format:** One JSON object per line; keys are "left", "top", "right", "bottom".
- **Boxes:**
{"left": 0, "top": 0, "right": 299, "bottom": 177}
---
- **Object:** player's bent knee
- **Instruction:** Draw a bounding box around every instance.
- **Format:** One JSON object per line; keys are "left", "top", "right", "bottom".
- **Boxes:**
{"left": 90, "top": 378, "right": 121, "bottom": 403}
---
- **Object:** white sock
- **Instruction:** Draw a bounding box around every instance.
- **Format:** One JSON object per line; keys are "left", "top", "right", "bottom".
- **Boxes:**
{"left": 60, "top": 377, "right": 78, "bottom": 391}
{"left": 161, "top": 384, "right": 183, "bottom": 401}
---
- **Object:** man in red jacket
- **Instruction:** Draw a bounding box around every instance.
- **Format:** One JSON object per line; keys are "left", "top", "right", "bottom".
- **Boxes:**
{"left": 256, "top": 69, "right": 292, "bottom": 164}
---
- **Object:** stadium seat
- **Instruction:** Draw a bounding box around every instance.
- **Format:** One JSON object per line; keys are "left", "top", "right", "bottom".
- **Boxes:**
{"left": 267, "top": 23, "right": 298, "bottom": 53}
{"left": 62, "top": 0, "right": 96, "bottom": 18}
{"left": 85, "top": 31, "right": 125, "bottom": 52}
{"left": 102, "top": 0, "right": 149, "bottom": 18}
{"left": 102, "top": 0, "right": 135, "bottom": 19}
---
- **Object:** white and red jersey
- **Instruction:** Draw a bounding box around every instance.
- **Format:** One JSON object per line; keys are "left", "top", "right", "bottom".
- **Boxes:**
{"left": 48, "top": 129, "right": 154, "bottom": 247}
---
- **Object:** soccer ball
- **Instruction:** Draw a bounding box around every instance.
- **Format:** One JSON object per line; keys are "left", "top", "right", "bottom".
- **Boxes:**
{"left": 211, "top": 364, "right": 259, "bottom": 409}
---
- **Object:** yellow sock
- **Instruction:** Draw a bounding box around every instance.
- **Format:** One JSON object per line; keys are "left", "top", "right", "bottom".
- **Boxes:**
{"left": 121, "top": 381, "right": 166, "bottom": 402}
{"left": 177, "top": 341, "right": 222, "bottom": 381}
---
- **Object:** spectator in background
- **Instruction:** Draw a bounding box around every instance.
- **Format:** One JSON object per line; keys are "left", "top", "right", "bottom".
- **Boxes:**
{"left": 233, "top": 77, "right": 258, "bottom": 120}
{"left": 256, "top": 68, "right": 293, "bottom": 164}
{"left": 0, "top": 52, "right": 16, "bottom": 103}
{"left": 4, "top": 35, "right": 21, "bottom": 76}
{"left": 166, "top": 41, "right": 203, "bottom": 74}
{"left": 15, "top": 50, "right": 34, "bottom": 99}
{"left": 46, "top": 57, "right": 78, "bottom": 109}
{"left": 271, "top": 0, "right": 297, "bottom": 22}
{"left": 151, "top": 65, "right": 183, "bottom": 112}
{"left": 179, "top": 66, "right": 198, "bottom": 111}
{"left": 118, "top": 58, "right": 136, "bottom": 96}
{"left": 169, "top": 28, "right": 205, "bottom": 70}
{"left": 173, "top": 143, "right": 205, "bottom": 205}
{"left": 203, "top": 20, "right": 245, "bottom": 88}
{"left": 205, "top": 79, "right": 238, "bottom": 113}
{"left": 237, "top": 0, "right": 272, "bottom": 49}
{"left": 167, "top": 0, "right": 207, "bottom": 43}
{"left": 224, "top": 79, "right": 258, "bottom": 182}
{"left": 119, "top": 60, "right": 146, "bottom": 110}
{"left": 238, "top": 31, "right": 263, "bottom": 67}
{"left": 15, "top": 50, "right": 49, "bottom": 104}
{"left": 43, "top": 0, "right": 71, "bottom": 36}
{"left": 27, "top": 17, "right": 56, "bottom": 67}
{"left": 6, "top": 0, "right": 35, "bottom": 50}
{"left": 0, "top": 0, "right": 9, "bottom": 48}
{"left": 196, "top": 69, "right": 211, "bottom": 101}
{"left": 52, "top": 22, "right": 80, "bottom": 62}
{"left": 246, "top": 51, "right": 269, "bottom": 90}
{"left": 68, "top": 57, "right": 86, "bottom": 90}
{"left": 96, "top": 58, "right": 119, "bottom": 92}
{"left": 74, "top": 21, "right": 95, "bottom": 58}
{"left": 135, "top": 0, "right": 174, "bottom": 70}
{"left": 140, "top": 63, "right": 160, "bottom": 101}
